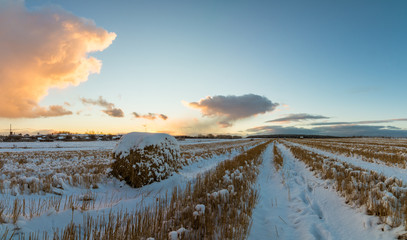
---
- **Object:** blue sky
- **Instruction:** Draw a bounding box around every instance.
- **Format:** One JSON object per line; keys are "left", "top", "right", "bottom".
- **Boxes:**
{"left": 0, "top": 0, "right": 406, "bottom": 136}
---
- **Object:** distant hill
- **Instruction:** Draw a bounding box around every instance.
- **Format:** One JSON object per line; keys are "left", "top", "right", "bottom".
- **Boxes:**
{"left": 246, "top": 134, "right": 342, "bottom": 139}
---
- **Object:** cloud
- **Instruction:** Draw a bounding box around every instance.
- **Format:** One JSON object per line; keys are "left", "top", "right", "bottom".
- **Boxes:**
{"left": 36, "top": 105, "right": 73, "bottom": 117}
{"left": 189, "top": 94, "right": 278, "bottom": 127}
{"left": 81, "top": 96, "right": 124, "bottom": 117}
{"left": 219, "top": 121, "right": 233, "bottom": 128}
{"left": 247, "top": 125, "right": 319, "bottom": 135}
{"left": 102, "top": 108, "right": 124, "bottom": 118}
{"left": 159, "top": 114, "right": 168, "bottom": 120}
{"left": 267, "top": 113, "right": 329, "bottom": 124}
{"left": 141, "top": 113, "right": 156, "bottom": 120}
{"left": 81, "top": 96, "right": 114, "bottom": 109}
{"left": 132, "top": 112, "right": 168, "bottom": 120}
{"left": 247, "top": 124, "right": 407, "bottom": 137}
{"left": 0, "top": 1, "right": 116, "bottom": 118}
{"left": 310, "top": 118, "right": 407, "bottom": 126}
{"left": 314, "top": 125, "right": 407, "bottom": 137}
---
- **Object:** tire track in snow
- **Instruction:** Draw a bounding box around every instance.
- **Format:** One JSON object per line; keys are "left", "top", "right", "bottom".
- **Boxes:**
{"left": 249, "top": 142, "right": 329, "bottom": 240}
{"left": 277, "top": 143, "right": 333, "bottom": 240}
{"left": 249, "top": 143, "right": 299, "bottom": 239}
{"left": 249, "top": 142, "right": 396, "bottom": 240}
{"left": 276, "top": 143, "right": 396, "bottom": 240}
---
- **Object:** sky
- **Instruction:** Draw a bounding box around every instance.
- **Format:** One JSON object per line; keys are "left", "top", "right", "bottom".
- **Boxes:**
{"left": 0, "top": 0, "right": 406, "bottom": 137}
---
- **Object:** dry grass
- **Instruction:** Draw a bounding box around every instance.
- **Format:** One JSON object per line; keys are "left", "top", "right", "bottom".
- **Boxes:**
{"left": 110, "top": 140, "right": 264, "bottom": 188}
{"left": 0, "top": 229, "right": 12, "bottom": 240}
{"left": 288, "top": 138, "right": 407, "bottom": 167}
{"left": 273, "top": 142, "right": 283, "bottom": 171}
{"left": 0, "top": 139, "right": 268, "bottom": 238}
{"left": 0, "top": 150, "right": 112, "bottom": 195}
{"left": 44, "top": 141, "right": 271, "bottom": 239}
{"left": 0, "top": 140, "right": 264, "bottom": 196}
{"left": 111, "top": 145, "right": 181, "bottom": 188}
{"left": 180, "top": 139, "right": 263, "bottom": 163}
{"left": 282, "top": 142, "right": 407, "bottom": 228}
{"left": 308, "top": 137, "right": 407, "bottom": 149}
{"left": 0, "top": 192, "right": 112, "bottom": 226}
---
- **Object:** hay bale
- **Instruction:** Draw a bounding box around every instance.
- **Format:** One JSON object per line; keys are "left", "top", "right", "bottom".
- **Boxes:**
{"left": 111, "top": 132, "right": 181, "bottom": 188}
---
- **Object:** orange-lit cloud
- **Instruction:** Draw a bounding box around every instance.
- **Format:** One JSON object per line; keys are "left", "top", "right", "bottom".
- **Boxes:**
{"left": 189, "top": 94, "right": 279, "bottom": 127}
{"left": 0, "top": 1, "right": 116, "bottom": 118}
{"left": 133, "top": 112, "right": 168, "bottom": 120}
{"left": 81, "top": 96, "right": 124, "bottom": 117}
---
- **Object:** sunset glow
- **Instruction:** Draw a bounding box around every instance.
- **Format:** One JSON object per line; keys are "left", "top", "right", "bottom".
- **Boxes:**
{"left": 0, "top": 0, "right": 406, "bottom": 137}
{"left": 2, "top": 1, "right": 407, "bottom": 237}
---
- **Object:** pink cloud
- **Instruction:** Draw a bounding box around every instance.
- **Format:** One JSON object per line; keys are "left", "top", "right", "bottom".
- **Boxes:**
{"left": 0, "top": 1, "right": 116, "bottom": 118}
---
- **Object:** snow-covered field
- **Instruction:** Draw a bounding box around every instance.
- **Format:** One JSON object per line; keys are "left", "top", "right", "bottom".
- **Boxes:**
{"left": 0, "top": 138, "right": 244, "bottom": 153}
{"left": 1, "top": 138, "right": 407, "bottom": 239}
{"left": 0, "top": 141, "right": 118, "bottom": 152}
{"left": 0, "top": 139, "right": 264, "bottom": 238}
{"left": 249, "top": 142, "right": 401, "bottom": 239}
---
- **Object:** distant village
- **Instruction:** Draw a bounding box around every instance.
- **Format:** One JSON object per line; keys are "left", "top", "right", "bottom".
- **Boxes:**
{"left": 0, "top": 125, "right": 120, "bottom": 142}
{"left": 0, "top": 133, "right": 244, "bottom": 142}
{"left": 0, "top": 132, "right": 123, "bottom": 142}
{"left": 0, "top": 125, "right": 245, "bottom": 142}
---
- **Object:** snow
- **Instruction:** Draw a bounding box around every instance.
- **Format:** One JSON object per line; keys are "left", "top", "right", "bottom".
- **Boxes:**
{"left": 193, "top": 204, "right": 205, "bottom": 219}
{"left": 113, "top": 132, "right": 180, "bottom": 158}
{"left": 248, "top": 142, "right": 400, "bottom": 240}
{"left": 180, "top": 138, "right": 244, "bottom": 145}
{"left": 168, "top": 227, "right": 187, "bottom": 240}
{"left": 169, "top": 231, "right": 178, "bottom": 240}
{"left": 111, "top": 132, "right": 182, "bottom": 187}
{"left": 0, "top": 138, "right": 246, "bottom": 153}
{"left": 2, "top": 138, "right": 404, "bottom": 238}
{"left": 284, "top": 140, "right": 407, "bottom": 183}
{"left": 0, "top": 139, "right": 262, "bottom": 237}
{"left": 195, "top": 204, "right": 205, "bottom": 214}
{"left": 0, "top": 141, "right": 117, "bottom": 152}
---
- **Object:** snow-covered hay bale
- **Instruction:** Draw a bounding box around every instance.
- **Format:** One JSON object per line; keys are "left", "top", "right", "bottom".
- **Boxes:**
{"left": 111, "top": 132, "right": 181, "bottom": 188}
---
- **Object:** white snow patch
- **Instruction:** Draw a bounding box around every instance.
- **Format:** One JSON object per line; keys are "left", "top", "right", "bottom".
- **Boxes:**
{"left": 195, "top": 204, "right": 205, "bottom": 214}
{"left": 113, "top": 132, "right": 180, "bottom": 158}
{"left": 168, "top": 227, "right": 187, "bottom": 240}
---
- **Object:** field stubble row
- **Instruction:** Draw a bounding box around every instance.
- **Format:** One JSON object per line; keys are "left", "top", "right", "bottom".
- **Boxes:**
{"left": 0, "top": 139, "right": 262, "bottom": 195}
{"left": 11, "top": 141, "right": 270, "bottom": 239}
{"left": 279, "top": 141, "right": 407, "bottom": 232}
{"left": 288, "top": 138, "right": 407, "bottom": 168}
{"left": 0, "top": 139, "right": 265, "bottom": 237}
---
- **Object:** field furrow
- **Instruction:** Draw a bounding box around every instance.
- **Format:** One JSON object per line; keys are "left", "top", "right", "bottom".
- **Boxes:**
{"left": 2, "top": 138, "right": 407, "bottom": 239}
{"left": 284, "top": 140, "right": 407, "bottom": 183}
{"left": 287, "top": 139, "right": 407, "bottom": 167}
{"left": 249, "top": 142, "right": 400, "bottom": 239}
{"left": 0, "top": 139, "right": 266, "bottom": 238}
